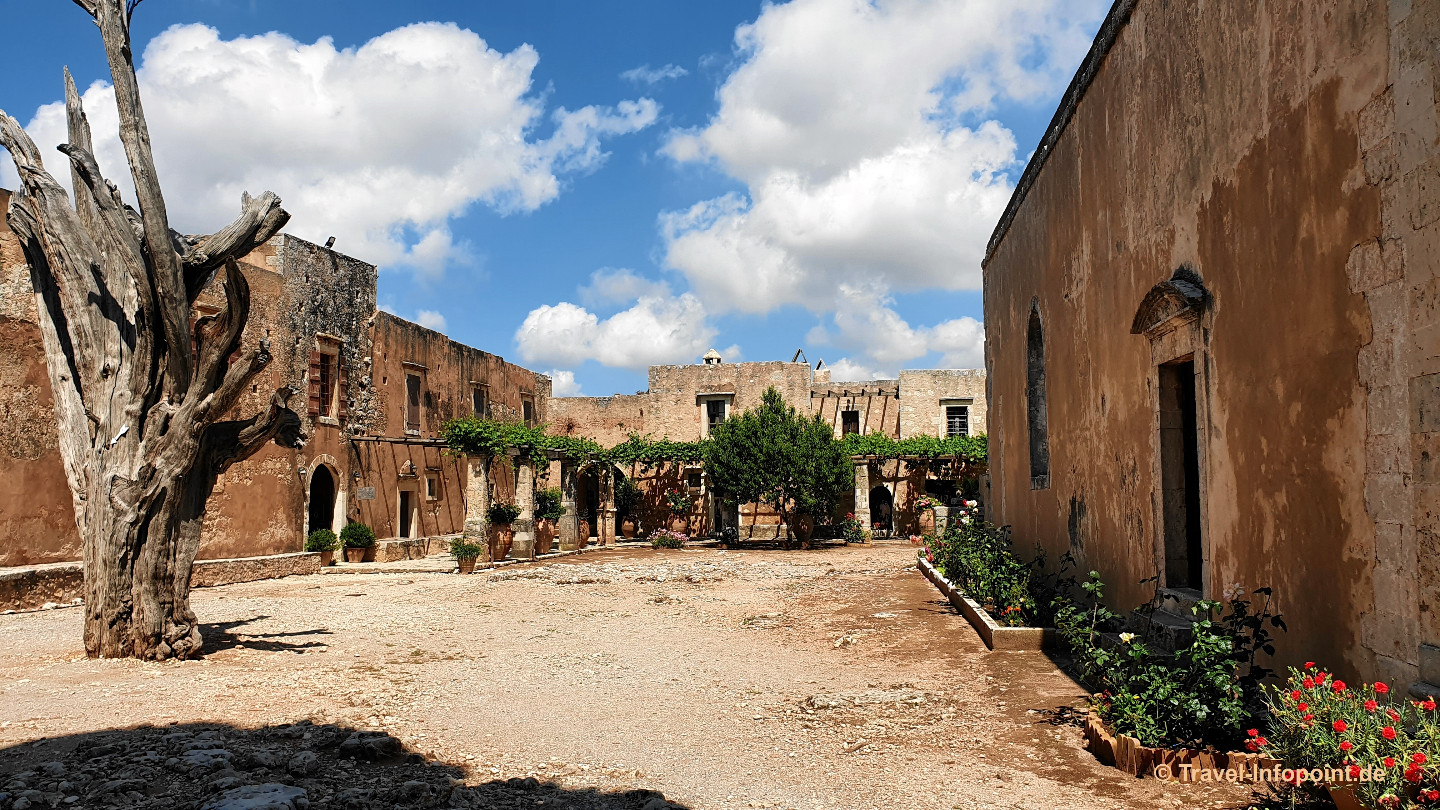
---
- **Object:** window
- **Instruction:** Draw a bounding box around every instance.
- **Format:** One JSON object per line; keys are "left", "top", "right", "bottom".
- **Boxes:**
{"left": 405, "top": 373, "right": 422, "bottom": 433}
{"left": 472, "top": 384, "right": 488, "bottom": 419}
{"left": 946, "top": 405, "right": 969, "bottom": 437}
{"left": 698, "top": 394, "right": 732, "bottom": 437}
{"left": 425, "top": 474, "right": 439, "bottom": 501}
{"left": 317, "top": 353, "right": 334, "bottom": 417}
{"left": 521, "top": 395, "right": 536, "bottom": 427}
{"left": 308, "top": 339, "right": 343, "bottom": 421}
{"left": 1026, "top": 302, "right": 1050, "bottom": 488}
{"left": 687, "top": 470, "right": 703, "bottom": 489}
{"left": 841, "top": 410, "right": 860, "bottom": 436}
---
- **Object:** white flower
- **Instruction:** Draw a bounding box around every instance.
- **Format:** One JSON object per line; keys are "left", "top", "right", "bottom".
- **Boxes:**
{"left": 965, "top": 500, "right": 978, "bottom": 508}
{"left": 1119, "top": 632, "right": 1136, "bottom": 644}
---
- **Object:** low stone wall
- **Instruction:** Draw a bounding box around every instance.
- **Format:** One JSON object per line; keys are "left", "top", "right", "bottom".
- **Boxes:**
{"left": 374, "top": 535, "right": 455, "bottom": 562}
{"left": 0, "top": 562, "right": 83, "bottom": 611}
{"left": 2, "top": 552, "right": 323, "bottom": 612}
{"left": 190, "top": 552, "right": 322, "bottom": 589}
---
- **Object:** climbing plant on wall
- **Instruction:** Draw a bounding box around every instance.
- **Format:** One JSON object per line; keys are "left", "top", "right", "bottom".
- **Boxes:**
{"left": 839, "top": 432, "right": 988, "bottom": 465}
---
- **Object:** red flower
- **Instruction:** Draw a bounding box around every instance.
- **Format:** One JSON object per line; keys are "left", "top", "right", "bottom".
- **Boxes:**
{"left": 1366, "top": 700, "right": 1379, "bottom": 712}
{"left": 1406, "top": 766, "right": 1422, "bottom": 783}
{"left": 1333, "top": 720, "right": 1348, "bottom": 733}
{"left": 1349, "top": 764, "right": 1362, "bottom": 779}
{"left": 1297, "top": 702, "right": 1309, "bottom": 712}
{"left": 1245, "top": 740, "right": 1258, "bottom": 752}
{"left": 1256, "top": 736, "right": 1268, "bottom": 746}
{"left": 1247, "top": 728, "right": 1258, "bottom": 737}
{"left": 1414, "top": 753, "right": 1428, "bottom": 765}
{"left": 1303, "top": 713, "right": 1314, "bottom": 722}
{"left": 1383, "top": 726, "right": 1397, "bottom": 740}
{"left": 1305, "top": 661, "right": 1316, "bottom": 669}
{"left": 1425, "top": 699, "right": 1437, "bottom": 711}
{"left": 1332, "top": 679, "right": 1348, "bottom": 692}
{"left": 1384, "top": 757, "right": 1397, "bottom": 768}
{"left": 1303, "top": 677, "right": 1316, "bottom": 689}
{"left": 1375, "top": 681, "right": 1390, "bottom": 694}
{"left": 1340, "top": 741, "right": 1354, "bottom": 752}
{"left": 1429, "top": 790, "right": 1439, "bottom": 801}
{"left": 1289, "top": 690, "right": 1302, "bottom": 701}
{"left": 1389, "top": 709, "right": 1403, "bottom": 722}
{"left": 1317, "top": 672, "right": 1329, "bottom": 683}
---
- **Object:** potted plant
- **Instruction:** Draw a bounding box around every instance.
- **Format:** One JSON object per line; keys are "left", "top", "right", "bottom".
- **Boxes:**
{"left": 914, "top": 494, "right": 940, "bottom": 535}
{"left": 615, "top": 477, "right": 641, "bottom": 539}
{"left": 650, "top": 528, "right": 687, "bottom": 549}
{"left": 534, "top": 487, "right": 565, "bottom": 555}
{"left": 339, "top": 522, "right": 376, "bottom": 563}
{"left": 305, "top": 529, "right": 338, "bottom": 566}
{"left": 838, "top": 513, "right": 866, "bottom": 545}
{"left": 487, "top": 502, "right": 521, "bottom": 561}
{"left": 449, "top": 537, "right": 484, "bottom": 574}
{"left": 666, "top": 490, "right": 691, "bottom": 534}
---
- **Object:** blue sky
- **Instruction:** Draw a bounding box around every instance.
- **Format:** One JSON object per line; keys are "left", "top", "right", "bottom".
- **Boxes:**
{"left": 0, "top": 0, "right": 1109, "bottom": 397}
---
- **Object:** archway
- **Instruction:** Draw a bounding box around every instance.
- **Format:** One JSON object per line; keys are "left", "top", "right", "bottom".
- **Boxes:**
{"left": 577, "top": 467, "right": 600, "bottom": 540}
{"left": 308, "top": 465, "right": 336, "bottom": 537}
{"left": 868, "top": 485, "right": 893, "bottom": 536}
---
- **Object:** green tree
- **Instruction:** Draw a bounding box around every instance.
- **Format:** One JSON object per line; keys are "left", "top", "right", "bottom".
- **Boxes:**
{"left": 704, "top": 387, "right": 854, "bottom": 547}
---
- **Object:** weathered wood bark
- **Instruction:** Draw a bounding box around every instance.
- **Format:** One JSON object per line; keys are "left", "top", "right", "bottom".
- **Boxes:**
{"left": 0, "top": 0, "right": 299, "bottom": 659}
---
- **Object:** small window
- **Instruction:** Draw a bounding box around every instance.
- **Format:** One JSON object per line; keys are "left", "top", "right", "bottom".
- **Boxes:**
{"left": 522, "top": 395, "right": 536, "bottom": 427}
{"left": 472, "top": 385, "right": 488, "bottom": 419}
{"left": 687, "top": 470, "right": 703, "bottom": 489}
{"left": 405, "top": 373, "right": 422, "bottom": 433}
{"left": 841, "top": 410, "right": 860, "bottom": 435}
{"left": 425, "top": 474, "right": 439, "bottom": 501}
{"left": 706, "top": 399, "right": 727, "bottom": 434}
{"left": 946, "top": 405, "right": 969, "bottom": 437}
{"left": 317, "top": 352, "right": 334, "bottom": 418}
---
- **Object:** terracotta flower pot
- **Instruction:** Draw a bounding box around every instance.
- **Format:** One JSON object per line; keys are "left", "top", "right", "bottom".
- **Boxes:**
{"left": 488, "top": 525, "right": 514, "bottom": 561}
{"left": 668, "top": 515, "right": 690, "bottom": 534}
{"left": 918, "top": 510, "right": 936, "bottom": 535}
{"left": 791, "top": 514, "right": 816, "bottom": 546}
{"left": 1326, "top": 784, "right": 1365, "bottom": 810}
{"left": 318, "top": 550, "right": 334, "bottom": 567}
{"left": 621, "top": 518, "right": 637, "bottom": 539}
{"left": 343, "top": 547, "right": 366, "bottom": 563}
{"left": 536, "top": 519, "right": 555, "bottom": 555}
{"left": 457, "top": 557, "right": 477, "bottom": 574}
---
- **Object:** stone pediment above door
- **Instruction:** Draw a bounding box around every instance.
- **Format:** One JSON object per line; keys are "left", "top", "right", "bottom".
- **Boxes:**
{"left": 1131, "top": 266, "right": 1210, "bottom": 337}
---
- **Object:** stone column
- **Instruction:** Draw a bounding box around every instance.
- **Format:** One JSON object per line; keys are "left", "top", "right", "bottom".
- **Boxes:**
{"left": 463, "top": 455, "right": 492, "bottom": 562}
{"left": 853, "top": 460, "right": 871, "bottom": 535}
{"left": 601, "top": 466, "right": 617, "bottom": 547}
{"left": 933, "top": 504, "right": 950, "bottom": 533}
{"left": 559, "top": 462, "right": 580, "bottom": 551}
{"left": 511, "top": 458, "right": 536, "bottom": 560}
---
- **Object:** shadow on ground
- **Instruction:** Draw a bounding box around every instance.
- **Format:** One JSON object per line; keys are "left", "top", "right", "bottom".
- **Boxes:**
{"left": 0, "top": 721, "right": 691, "bottom": 809}
{"left": 199, "top": 617, "right": 333, "bottom": 655}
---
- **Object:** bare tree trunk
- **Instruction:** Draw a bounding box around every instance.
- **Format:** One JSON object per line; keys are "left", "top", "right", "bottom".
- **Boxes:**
{"left": 0, "top": 0, "right": 300, "bottom": 659}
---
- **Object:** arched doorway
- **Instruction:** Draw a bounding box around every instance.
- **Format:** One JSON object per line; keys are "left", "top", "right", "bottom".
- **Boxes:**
{"left": 308, "top": 465, "right": 336, "bottom": 537}
{"left": 577, "top": 467, "right": 600, "bottom": 540}
{"left": 869, "top": 485, "right": 893, "bottom": 536}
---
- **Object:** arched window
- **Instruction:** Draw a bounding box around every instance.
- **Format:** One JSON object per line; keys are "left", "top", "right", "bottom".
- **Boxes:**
{"left": 1026, "top": 301, "right": 1050, "bottom": 489}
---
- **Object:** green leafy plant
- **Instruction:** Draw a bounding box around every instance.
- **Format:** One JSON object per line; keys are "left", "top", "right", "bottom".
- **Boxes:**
{"left": 535, "top": 487, "right": 566, "bottom": 522}
{"left": 914, "top": 494, "right": 940, "bottom": 512}
{"left": 449, "top": 538, "right": 484, "bottom": 560}
{"left": 838, "top": 513, "right": 867, "bottom": 544}
{"left": 339, "top": 522, "right": 376, "bottom": 549}
{"left": 666, "top": 490, "right": 691, "bottom": 516}
{"left": 614, "top": 477, "right": 642, "bottom": 513}
{"left": 923, "top": 520, "right": 1035, "bottom": 626}
{"left": 305, "top": 529, "right": 338, "bottom": 553}
{"left": 703, "top": 387, "right": 853, "bottom": 544}
{"left": 487, "top": 503, "right": 521, "bottom": 525}
{"left": 840, "top": 431, "right": 988, "bottom": 465}
{"left": 650, "top": 529, "right": 687, "bottom": 549}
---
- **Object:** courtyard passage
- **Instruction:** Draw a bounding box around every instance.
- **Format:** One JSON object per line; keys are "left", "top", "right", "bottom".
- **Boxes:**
{"left": 0, "top": 545, "right": 1255, "bottom": 809}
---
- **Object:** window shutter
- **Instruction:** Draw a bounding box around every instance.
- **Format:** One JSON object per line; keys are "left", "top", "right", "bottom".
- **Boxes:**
{"left": 336, "top": 358, "right": 348, "bottom": 421}
{"left": 307, "top": 350, "right": 322, "bottom": 416}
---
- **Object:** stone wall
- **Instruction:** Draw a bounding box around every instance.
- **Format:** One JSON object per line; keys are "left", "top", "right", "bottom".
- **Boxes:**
{"left": 897, "top": 369, "right": 988, "bottom": 438}
{"left": 809, "top": 382, "right": 901, "bottom": 438}
{"left": 982, "top": 0, "right": 1435, "bottom": 685}
{"left": 548, "top": 394, "right": 648, "bottom": 447}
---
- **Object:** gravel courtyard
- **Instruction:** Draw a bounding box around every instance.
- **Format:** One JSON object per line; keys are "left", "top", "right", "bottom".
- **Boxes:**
{"left": 0, "top": 544, "right": 1259, "bottom": 809}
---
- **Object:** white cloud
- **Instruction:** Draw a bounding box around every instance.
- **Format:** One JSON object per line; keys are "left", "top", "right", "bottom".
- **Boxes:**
{"left": 546, "top": 370, "right": 583, "bottom": 397}
{"left": 826, "top": 358, "right": 892, "bottom": 382}
{"left": 2, "top": 22, "right": 657, "bottom": 277}
{"left": 812, "top": 287, "right": 985, "bottom": 375}
{"left": 415, "top": 310, "right": 447, "bottom": 332}
{"left": 579, "top": 268, "right": 672, "bottom": 309}
{"left": 514, "top": 292, "right": 716, "bottom": 371}
{"left": 620, "top": 63, "right": 689, "bottom": 85}
{"left": 660, "top": 0, "right": 1106, "bottom": 314}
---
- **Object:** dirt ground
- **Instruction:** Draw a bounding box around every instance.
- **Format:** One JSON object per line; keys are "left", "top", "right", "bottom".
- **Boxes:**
{"left": 0, "top": 543, "right": 1270, "bottom": 809}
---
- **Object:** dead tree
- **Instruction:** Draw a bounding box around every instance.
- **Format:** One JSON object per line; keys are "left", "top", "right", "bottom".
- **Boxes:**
{"left": 0, "top": 0, "right": 303, "bottom": 659}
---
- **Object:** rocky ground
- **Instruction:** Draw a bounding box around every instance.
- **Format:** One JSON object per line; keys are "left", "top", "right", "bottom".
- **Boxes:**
{"left": 0, "top": 543, "right": 1275, "bottom": 809}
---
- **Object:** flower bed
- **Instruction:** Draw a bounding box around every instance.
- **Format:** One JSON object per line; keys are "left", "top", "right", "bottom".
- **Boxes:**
{"left": 917, "top": 557, "right": 1052, "bottom": 650}
{"left": 1257, "top": 663, "right": 1440, "bottom": 808}
{"left": 1083, "top": 710, "right": 1279, "bottom": 781}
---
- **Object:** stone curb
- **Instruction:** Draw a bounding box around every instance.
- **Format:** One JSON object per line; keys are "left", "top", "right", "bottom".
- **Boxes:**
{"left": 917, "top": 557, "right": 1055, "bottom": 651}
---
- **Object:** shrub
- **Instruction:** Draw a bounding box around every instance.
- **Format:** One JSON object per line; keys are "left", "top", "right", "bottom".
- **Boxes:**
{"left": 339, "top": 522, "right": 376, "bottom": 549}
{"left": 838, "top": 513, "right": 867, "bottom": 544}
{"left": 614, "top": 477, "right": 641, "bottom": 513}
{"left": 914, "top": 494, "right": 940, "bottom": 512}
{"left": 1054, "top": 574, "right": 1284, "bottom": 750}
{"left": 666, "top": 490, "right": 691, "bottom": 516}
{"left": 535, "top": 488, "right": 565, "bottom": 522}
{"left": 305, "top": 529, "right": 338, "bottom": 553}
{"left": 488, "top": 503, "right": 521, "bottom": 525}
{"left": 650, "top": 529, "right": 687, "bottom": 549}
{"left": 449, "top": 537, "right": 484, "bottom": 560}
{"left": 923, "top": 521, "right": 1035, "bottom": 626}
{"left": 1259, "top": 664, "right": 1438, "bottom": 806}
